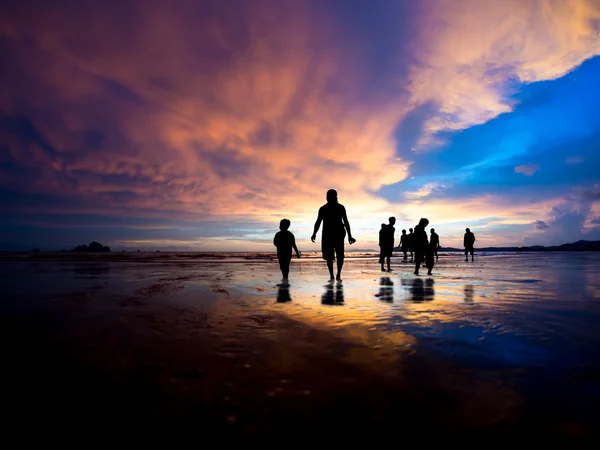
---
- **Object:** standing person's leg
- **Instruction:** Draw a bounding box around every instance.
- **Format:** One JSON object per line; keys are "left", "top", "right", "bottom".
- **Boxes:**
{"left": 403, "top": 249, "right": 407, "bottom": 261}
{"left": 380, "top": 247, "right": 385, "bottom": 270}
{"left": 322, "top": 238, "right": 335, "bottom": 281}
{"left": 326, "top": 259, "right": 335, "bottom": 280}
{"left": 335, "top": 238, "right": 345, "bottom": 281}
{"left": 410, "top": 250, "right": 414, "bottom": 262}
{"left": 465, "top": 248, "right": 468, "bottom": 261}
{"left": 386, "top": 255, "right": 391, "bottom": 271}
{"left": 281, "top": 256, "right": 291, "bottom": 279}
{"left": 414, "top": 252, "right": 423, "bottom": 275}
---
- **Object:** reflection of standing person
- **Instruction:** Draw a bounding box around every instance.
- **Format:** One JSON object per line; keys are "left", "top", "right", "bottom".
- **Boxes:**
{"left": 379, "top": 217, "right": 396, "bottom": 272}
{"left": 430, "top": 228, "right": 441, "bottom": 261}
{"left": 273, "top": 219, "right": 301, "bottom": 280}
{"left": 400, "top": 229, "right": 409, "bottom": 261}
{"left": 311, "top": 189, "right": 356, "bottom": 282}
{"left": 464, "top": 228, "right": 476, "bottom": 262}
{"left": 407, "top": 228, "right": 415, "bottom": 261}
{"left": 413, "top": 218, "right": 429, "bottom": 275}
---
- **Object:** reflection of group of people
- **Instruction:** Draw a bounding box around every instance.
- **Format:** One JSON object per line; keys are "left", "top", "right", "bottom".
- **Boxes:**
{"left": 273, "top": 189, "right": 477, "bottom": 282}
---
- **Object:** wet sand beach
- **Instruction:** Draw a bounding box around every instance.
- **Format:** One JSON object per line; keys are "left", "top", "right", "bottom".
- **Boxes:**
{"left": 1, "top": 252, "right": 600, "bottom": 446}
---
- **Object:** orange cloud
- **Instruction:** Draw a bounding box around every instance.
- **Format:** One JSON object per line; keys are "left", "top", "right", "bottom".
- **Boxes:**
{"left": 407, "top": 0, "right": 600, "bottom": 148}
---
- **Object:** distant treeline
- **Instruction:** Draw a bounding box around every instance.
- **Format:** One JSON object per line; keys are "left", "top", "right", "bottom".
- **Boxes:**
{"left": 72, "top": 241, "right": 111, "bottom": 252}
{"left": 395, "top": 240, "right": 600, "bottom": 252}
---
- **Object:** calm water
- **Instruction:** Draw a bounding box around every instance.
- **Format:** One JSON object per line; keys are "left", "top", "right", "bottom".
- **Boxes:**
{"left": 1, "top": 252, "right": 599, "bottom": 445}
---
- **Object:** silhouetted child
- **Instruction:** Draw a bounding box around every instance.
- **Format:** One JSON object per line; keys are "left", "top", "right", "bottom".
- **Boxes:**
{"left": 407, "top": 228, "right": 415, "bottom": 261}
{"left": 273, "top": 219, "right": 301, "bottom": 280}
{"left": 413, "top": 219, "right": 429, "bottom": 275}
{"left": 430, "top": 228, "right": 441, "bottom": 261}
{"left": 426, "top": 238, "right": 436, "bottom": 275}
{"left": 380, "top": 217, "right": 396, "bottom": 271}
{"left": 400, "top": 229, "right": 408, "bottom": 261}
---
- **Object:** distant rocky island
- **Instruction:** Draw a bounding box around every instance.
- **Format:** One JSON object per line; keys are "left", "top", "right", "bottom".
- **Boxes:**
{"left": 72, "top": 241, "right": 111, "bottom": 252}
{"left": 394, "top": 240, "right": 600, "bottom": 252}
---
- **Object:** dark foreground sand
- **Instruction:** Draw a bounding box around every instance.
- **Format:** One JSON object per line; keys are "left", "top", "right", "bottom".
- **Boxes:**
{"left": 1, "top": 252, "right": 600, "bottom": 446}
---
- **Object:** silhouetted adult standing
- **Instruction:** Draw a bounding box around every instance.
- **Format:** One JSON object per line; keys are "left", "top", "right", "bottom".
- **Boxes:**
{"left": 400, "top": 229, "right": 409, "bottom": 261}
{"left": 464, "top": 228, "right": 476, "bottom": 262}
{"left": 311, "top": 189, "right": 356, "bottom": 282}
{"left": 413, "top": 218, "right": 429, "bottom": 275}
{"left": 407, "top": 228, "right": 415, "bottom": 261}
{"left": 379, "top": 217, "right": 396, "bottom": 272}
{"left": 430, "top": 228, "right": 441, "bottom": 261}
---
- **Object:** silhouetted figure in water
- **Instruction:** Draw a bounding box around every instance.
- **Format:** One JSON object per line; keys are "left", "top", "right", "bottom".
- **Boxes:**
{"left": 413, "top": 218, "right": 429, "bottom": 275}
{"left": 464, "top": 228, "right": 476, "bottom": 262}
{"left": 378, "top": 223, "right": 386, "bottom": 265}
{"left": 407, "top": 228, "right": 414, "bottom": 261}
{"left": 311, "top": 189, "right": 356, "bottom": 282}
{"left": 400, "top": 229, "right": 409, "bottom": 261}
{"left": 376, "top": 277, "right": 394, "bottom": 302}
{"left": 379, "top": 217, "right": 396, "bottom": 272}
{"left": 430, "top": 228, "right": 441, "bottom": 261}
{"left": 274, "top": 219, "right": 301, "bottom": 280}
{"left": 425, "top": 237, "right": 436, "bottom": 275}
{"left": 321, "top": 283, "right": 344, "bottom": 305}
{"left": 276, "top": 281, "right": 292, "bottom": 303}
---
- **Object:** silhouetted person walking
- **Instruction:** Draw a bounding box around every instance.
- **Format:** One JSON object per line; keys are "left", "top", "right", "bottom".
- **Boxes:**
{"left": 400, "top": 229, "right": 409, "bottom": 261}
{"left": 274, "top": 219, "right": 301, "bottom": 280}
{"left": 379, "top": 217, "right": 396, "bottom": 272}
{"left": 311, "top": 189, "right": 356, "bottom": 282}
{"left": 464, "top": 228, "right": 476, "bottom": 262}
{"left": 430, "top": 228, "right": 441, "bottom": 261}
{"left": 413, "top": 218, "right": 429, "bottom": 275}
{"left": 407, "top": 228, "right": 415, "bottom": 261}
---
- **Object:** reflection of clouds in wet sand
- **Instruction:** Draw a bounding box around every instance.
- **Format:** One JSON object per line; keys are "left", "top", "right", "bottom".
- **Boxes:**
{"left": 321, "top": 283, "right": 344, "bottom": 305}
{"left": 402, "top": 278, "right": 435, "bottom": 303}
{"left": 376, "top": 277, "right": 394, "bottom": 303}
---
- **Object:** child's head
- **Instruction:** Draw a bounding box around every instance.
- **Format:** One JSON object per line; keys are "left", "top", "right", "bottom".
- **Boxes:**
{"left": 381, "top": 223, "right": 386, "bottom": 229}
{"left": 279, "top": 219, "right": 291, "bottom": 231}
{"left": 409, "top": 228, "right": 413, "bottom": 233}
{"left": 431, "top": 228, "right": 435, "bottom": 233}
{"left": 402, "top": 229, "right": 406, "bottom": 234}
{"left": 389, "top": 216, "right": 396, "bottom": 225}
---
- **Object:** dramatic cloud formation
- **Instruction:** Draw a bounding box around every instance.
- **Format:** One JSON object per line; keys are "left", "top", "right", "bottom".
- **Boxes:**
{"left": 1, "top": 0, "right": 599, "bottom": 250}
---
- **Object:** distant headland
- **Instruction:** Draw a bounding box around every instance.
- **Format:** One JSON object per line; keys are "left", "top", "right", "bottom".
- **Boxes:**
{"left": 72, "top": 241, "right": 111, "bottom": 252}
{"left": 395, "top": 240, "right": 600, "bottom": 252}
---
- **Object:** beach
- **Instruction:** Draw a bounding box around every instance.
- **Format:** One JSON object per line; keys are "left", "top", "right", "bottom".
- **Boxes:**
{"left": 1, "top": 251, "right": 600, "bottom": 445}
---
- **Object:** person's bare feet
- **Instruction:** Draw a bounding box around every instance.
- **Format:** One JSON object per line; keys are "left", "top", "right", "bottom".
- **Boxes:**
{"left": 336, "top": 275, "right": 342, "bottom": 282}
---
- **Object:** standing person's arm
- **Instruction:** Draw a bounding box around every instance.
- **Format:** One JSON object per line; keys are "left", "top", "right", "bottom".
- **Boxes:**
{"left": 274, "top": 233, "right": 279, "bottom": 248}
{"left": 341, "top": 206, "right": 356, "bottom": 244}
{"left": 292, "top": 235, "right": 301, "bottom": 258}
{"left": 311, "top": 208, "right": 323, "bottom": 243}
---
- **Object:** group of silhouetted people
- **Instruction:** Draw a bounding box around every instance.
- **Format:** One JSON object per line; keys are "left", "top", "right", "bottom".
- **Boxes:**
{"left": 274, "top": 189, "right": 476, "bottom": 282}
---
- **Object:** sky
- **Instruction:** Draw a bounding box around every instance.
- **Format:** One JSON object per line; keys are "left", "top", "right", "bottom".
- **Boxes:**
{"left": 1, "top": 0, "right": 600, "bottom": 251}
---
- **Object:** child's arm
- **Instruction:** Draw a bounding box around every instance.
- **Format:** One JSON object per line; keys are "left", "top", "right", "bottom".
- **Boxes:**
{"left": 292, "top": 235, "right": 301, "bottom": 258}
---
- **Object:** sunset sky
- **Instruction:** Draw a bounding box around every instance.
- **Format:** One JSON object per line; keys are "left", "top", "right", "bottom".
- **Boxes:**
{"left": 1, "top": 0, "right": 600, "bottom": 251}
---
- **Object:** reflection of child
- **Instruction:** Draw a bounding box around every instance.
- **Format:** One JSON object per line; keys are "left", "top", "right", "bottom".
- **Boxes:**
{"left": 273, "top": 219, "right": 301, "bottom": 280}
